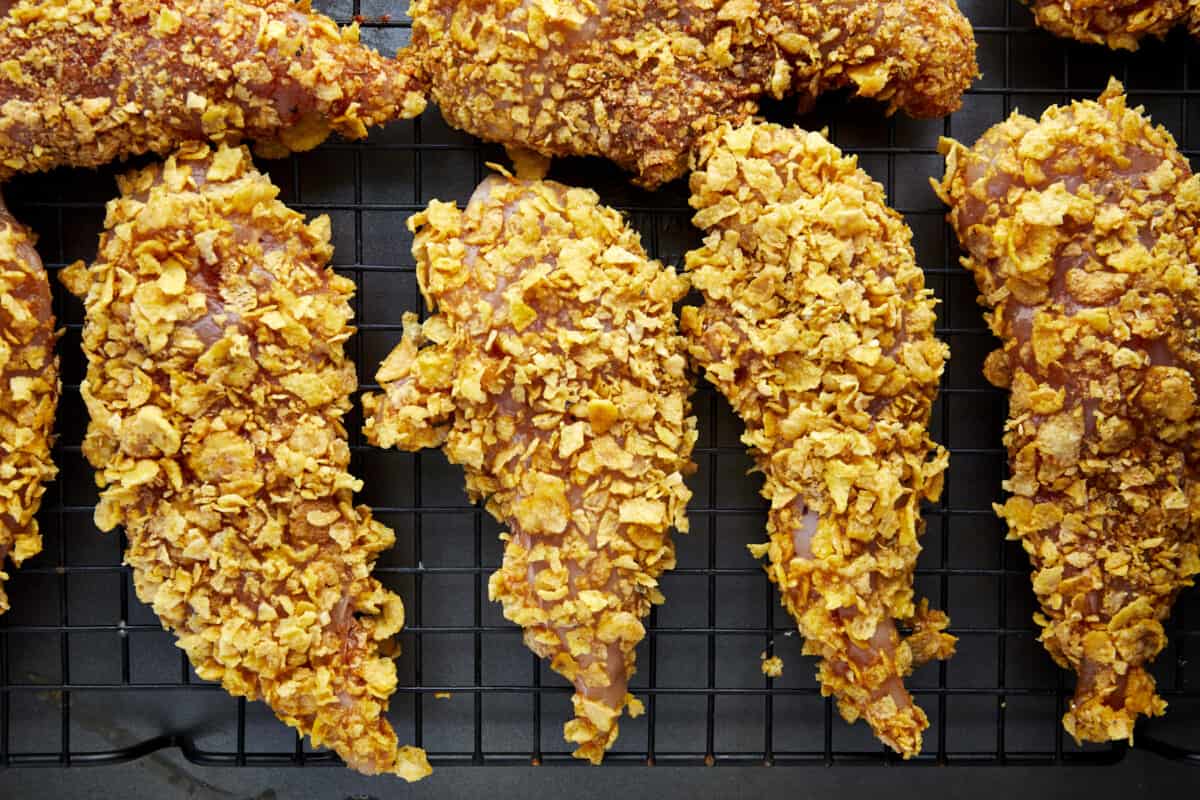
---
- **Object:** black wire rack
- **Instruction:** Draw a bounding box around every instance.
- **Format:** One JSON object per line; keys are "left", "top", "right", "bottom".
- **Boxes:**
{"left": 0, "top": 0, "right": 1197, "bottom": 774}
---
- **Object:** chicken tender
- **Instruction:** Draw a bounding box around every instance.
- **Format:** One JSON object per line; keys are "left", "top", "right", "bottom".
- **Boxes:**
{"left": 681, "top": 121, "right": 953, "bottom": 757}
{"left": 411, "top": 0, "right": 978, "bottom": 187}
{"left": 0, "top": 0, "right": 426, "bottom": 180}
{"left": 0, "top": 196, "right": 58, "bottom": 616}
{"left": 935, "top": 80, "right": 1200, "bottom": 743}
{"left": 1023, "top": 0, "right": 1195, "bottom": 49}
{"left": 59, "top": 144, "right": 430, "bottom": 780}
{"left": 363, "top": 174, "right": 697, "bottom": 764}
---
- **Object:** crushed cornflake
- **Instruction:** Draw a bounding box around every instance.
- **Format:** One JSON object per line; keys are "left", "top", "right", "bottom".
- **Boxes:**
{"left": 1025, "top": 0, "right": 1189, "bottom": 50}
{"left": 684, "top": 121, "right": 953, "bottom": 759}
{"left": 0, "top": 0, "right": 425, "bottom": 180}
{"left": 363, "top": 174, "right": 697, "bottom": 765}
{"left": 61, "top": 144, "right": 429, "bottom": 781}
{"left": 0, "top": 202, "right": 59, "bottom": 616}
{"left": 760, "top": 654, "right": 784, "bottom": 678}
{"left": 936, "top": 79, "right": 1200, "bottom": 745}
{"left": 408, "top": 0, "right": 977, "bottom": 187}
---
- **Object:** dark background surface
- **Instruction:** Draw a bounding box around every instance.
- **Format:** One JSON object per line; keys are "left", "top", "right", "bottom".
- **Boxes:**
{"left": 0, "top": 748, "right": 1196, "bottom": 799}
{"left": 1, "top": 0, "right": 1199, "bottom": 796}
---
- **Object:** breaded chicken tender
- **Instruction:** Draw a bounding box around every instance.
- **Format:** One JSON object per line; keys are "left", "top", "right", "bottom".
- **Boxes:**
{"left": 0, "top": 196, "right": 58, "bottom": 616}
{"left": 59, "top": 144, "right": 430, "bottom": 781}
{"left": 363, "top": 174, "right": 697, "bottom": 764}
{"left": 681, "top": 121, "right": 953, "bottom": 757}
{"left": 936, "top": 80, "right": 1200, "bottom": 744}
{"left": 0, "top": 0, "right": 426, "bottom": 180}
{"left": 411, "top": 0, "right": 978, "bottom": 187}
{"left": 1024, "top": 0, "right": 1196, "bottom": 50}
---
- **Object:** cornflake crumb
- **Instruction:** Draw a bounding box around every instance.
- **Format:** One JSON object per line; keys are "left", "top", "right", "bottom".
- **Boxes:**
{"left": 760, "top": 655, "right": 784, "bottom": 678}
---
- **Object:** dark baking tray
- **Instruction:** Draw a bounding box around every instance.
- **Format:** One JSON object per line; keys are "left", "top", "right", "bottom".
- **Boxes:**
{"left": 0, "top": 0, "right": 1197, "bottom": 773}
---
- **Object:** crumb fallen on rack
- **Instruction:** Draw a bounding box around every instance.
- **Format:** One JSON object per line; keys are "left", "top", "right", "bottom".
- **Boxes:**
{"left": 760, "top": 655, "right": 784, "bottom": 678}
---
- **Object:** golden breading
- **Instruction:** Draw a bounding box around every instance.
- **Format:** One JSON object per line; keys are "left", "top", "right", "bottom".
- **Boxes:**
{"left": 0, "top": 0, "right": 426, "bottom": 180}
{"left": 0, "top": 196, "right": 58, "bottom": 616}
{"left": 59, "top": 144, "right": 430, "bottom": 781}
{"left": 935, "top": 79, "right": 1200, "bottom": 744}
{"left": 1023, "top": 0, "right": 1194, "bottom": 49}
{"left": 682, "top": 121, "right": 953, "bottom": 758}
{"left": 411, "top": 0, "right": 978, "bottom": 188}
{"left": 363, "top": 174, "right": 697, "bottom": 764}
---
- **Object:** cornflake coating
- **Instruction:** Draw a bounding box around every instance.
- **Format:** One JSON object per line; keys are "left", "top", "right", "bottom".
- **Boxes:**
{"left": 0, "top": 197, "right": 58, "bottom": 616}
{"left": 1023, "top": 0, "right": 1195, "bottom": 49}
{"left": 60, "top": 144, "right": 430, "bottom": 781}
{"left": 682, "top": 121, "right": 953, "bottom": 757}
{"left": 411, "top": 0, "right": 977, "bottom": 188}
{"left": 0, "top": 0, "right": 426, "bottom": 180}
{"left": 936, "top": 80, "right": 1200, "bottom": 744}
{"left": 363, "top": 174, "right": 697, "bottom": 764}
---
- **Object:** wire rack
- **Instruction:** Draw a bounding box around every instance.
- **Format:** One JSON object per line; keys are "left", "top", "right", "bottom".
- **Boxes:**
{"left": 0, "top": 0, "right": 1197, "bottom": 774}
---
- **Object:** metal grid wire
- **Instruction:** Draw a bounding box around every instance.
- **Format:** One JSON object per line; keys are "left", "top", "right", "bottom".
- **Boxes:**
{"left": 1, "top": 0, "right": 1198, "bottom": 772}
